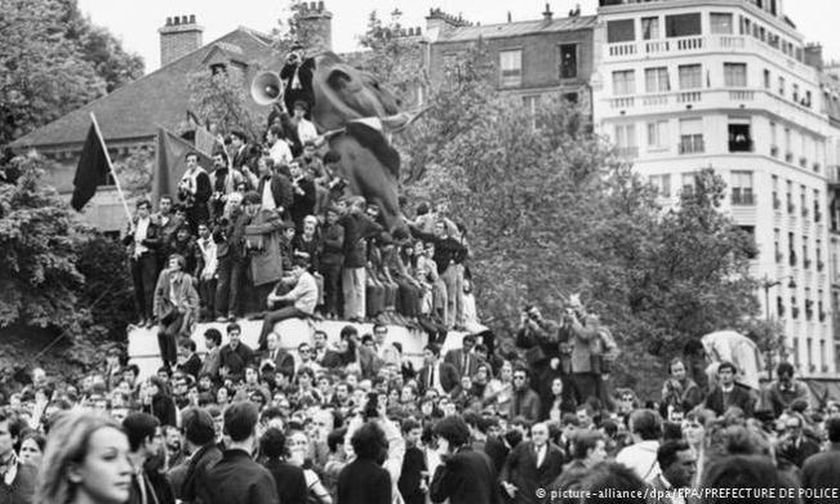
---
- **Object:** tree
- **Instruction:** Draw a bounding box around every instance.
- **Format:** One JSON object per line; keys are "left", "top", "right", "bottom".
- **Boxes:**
{"left": 0, "top": 0, "right": 144, "bottom": 147}
{"left": 0, "top": 154, "right": 132, "bottom": 377}
{"left": 187, "top": 68, "right": 266, "bottom": 143}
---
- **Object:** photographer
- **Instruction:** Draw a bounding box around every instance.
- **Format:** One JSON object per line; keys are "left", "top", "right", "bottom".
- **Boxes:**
{"left": 177, "top": 151, "right": 212, "bottom": 234}
{"left": 515, "top": 305, "right": 561, "bottom": 418}
{"left": 280, "top": 43, "right": 315, "bottom": 119}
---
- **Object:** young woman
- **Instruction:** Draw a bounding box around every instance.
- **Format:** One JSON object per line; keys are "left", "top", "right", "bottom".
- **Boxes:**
{"left": 35, "top": 411, "right": 132, "bottom": 504}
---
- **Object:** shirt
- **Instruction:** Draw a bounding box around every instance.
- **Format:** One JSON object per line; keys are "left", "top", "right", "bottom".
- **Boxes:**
{"left": 298, "top": 119, "right": 318, "bottom": 145}
{"left": 269, "top": 139, "right": 293, "bottom": 167}
{"left": 134, "top": 217, "right": 151, "bottom": 257}
{"left": 261, "top": 177, "right": 277, "bottom": 210}
{"left": 198, "top": 237, "right": 218, "bottom": 279}
{"left": 281, "top": 271, "right": 318, "bottom": 315}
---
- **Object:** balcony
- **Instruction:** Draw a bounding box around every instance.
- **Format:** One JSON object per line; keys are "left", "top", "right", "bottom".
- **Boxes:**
{"left": 729, "top": 139, "right": 754, "bottom": 153}
{"left": 731, "top": 192, "right": 756, "bottom": 206}
{"left": 814, "top": 162, "right": 821, "bottom": 173}
{"left": 802, "top": 207, "right": 809, "bottom": 218}
{"left": 616, "top": 146, "right": 639, "bottom": 159}
{"left": 820, "top": 311, "right": 827, "bottom": 322}
{"left": 815, "top": 210, "right": 822, "bottom": 223}
{"left": 792, "top": 307, "right": 800, "bottom": 319}
{"left": 818, "top": 260, "right": 825, "bottom": 272}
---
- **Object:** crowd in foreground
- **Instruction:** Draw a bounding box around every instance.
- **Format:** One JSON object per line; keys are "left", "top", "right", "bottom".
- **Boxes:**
{"left": 2, "top": 301, "right": 840, "bottom": 504}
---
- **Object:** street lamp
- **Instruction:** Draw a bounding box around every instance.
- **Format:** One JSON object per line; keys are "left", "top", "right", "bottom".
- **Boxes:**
{"left": 761, "top": 275, "right": 796, "bottom": 379}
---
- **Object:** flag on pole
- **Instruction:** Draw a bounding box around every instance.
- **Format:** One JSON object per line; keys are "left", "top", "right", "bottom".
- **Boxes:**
{"left": 70, "top": 124, "right": 110, "bottom": 211}
{"left": 152, "top": 127, "right": 214, "bottom": 207}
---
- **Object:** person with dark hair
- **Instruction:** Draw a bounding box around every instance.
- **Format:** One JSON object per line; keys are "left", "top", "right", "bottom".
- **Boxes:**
{"left": 704, "top": 361, "right": 755, "bottom": 418}
{"left": 200, "top": 328, "right": 222, "bottom": 380}
{"left": 219, "top": 323, "right": 254, "bottom": 382}
{"left": 660, "top": 357, "right": 703, "bottom": 420}
{"left": 615, "top": 409, "right": 662, "bottom": 482}
{"left": 701, "top": 454, "right": 785, "bottom": 504}
{"left": 176, "top": 338, "right": 201, "bottom": 380}
{"left": 444, "top": 334, "right": 479, "bottom": 380}
{"left": 500, "top": 421, "right": 564, "bottom": 504}
{"left": 548, "top": 431, "right": 607, "bottom": 504}
{"left": 647, "top": 440, "right": 696, "bottom": 504}
{"left": 398, "top": 418, "right": 427, "bottom": 504}
{"left": 259, "top": 257, "right": 317, "bottom": 348}
{"left": 580, "top": 462, "right": 646, "bottom": 504}
{"left": 215, "top": 191, "right": 261, "bottom": 322}
{"left": 143, "top": 377, "right": 177, "bottom": 428}
{"left": 776, "top": 413, "right": 820, "bottom": 468}
{"left": 337, "top": 422, "right": 392, "bottom": 504}
{"left": 418, "top": 344, "right": 459, "bottom": 396}
{"left": 261, "top": 427, "right": 307, "bottom": 504}
{"left": 178, "top": 151, "right": 212, "bottom": 233}
{"left": 765, "top": 362, "right": 811, "bottom": 418}
{"left": 429, "top": 415, "right": 500, "bottom": 504}
{"left": 229, "top": 130, "right": 254, "bottom": 171}
{"left": 0, "top": 410, "right": 37, "bottom": 503}
{"left": 153, "top": 253, "right": 199, "bottom": 369}
{"left": 200, "top": 402, "right": 279, "bottom": 504}
{"left": 339, "top": 196, "right": 384, "bottom": 322}
{"left": 510, "top": 367, "right": 541, "bottom": 422}
{"left": 174, "top": 408, "right": 222, "bottom": 504}
{"left": 320, "top": 205, "right": 345, "bottom": 319}
{"left": 123, "top": 412, "right": 174, "bottom": 504}
{"left": 124, "top": 198, "right": 161, "bottom": 328}
{"left": 209, "top": 150, "right": 245, "bottom": 223}
{"left": 168, "top": 225, "right": 201, "bottom": 277}
{"left": 801, "top": 417, "right": 840, "bottom": 504}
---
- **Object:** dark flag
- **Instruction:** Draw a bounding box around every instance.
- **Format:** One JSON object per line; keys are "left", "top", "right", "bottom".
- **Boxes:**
{"left": 152, "top": 127, "right": 213, "bottom": 207}
{"left": 70, "top": 124, "right": 109, "bottom": 211}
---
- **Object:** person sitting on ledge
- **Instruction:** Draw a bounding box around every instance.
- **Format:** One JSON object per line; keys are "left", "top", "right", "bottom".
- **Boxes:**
{"left": 258, "top": 256, "right": 318, "bottom": 350}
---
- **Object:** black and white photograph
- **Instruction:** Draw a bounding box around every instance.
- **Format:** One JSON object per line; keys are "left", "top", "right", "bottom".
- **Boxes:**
{"left": 3, "top": 0, "right": 840, "bottom": 502}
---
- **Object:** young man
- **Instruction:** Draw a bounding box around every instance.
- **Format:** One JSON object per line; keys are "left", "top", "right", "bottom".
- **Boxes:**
{"left": 200, "top": 328, "right": 222, "bottom": 381}
{"left": 176, "top": 338, "right": 202, "bottom": 380}
{"left": 200, "top": 402, "right": 279, "bottom": 504}
{"left": 178, "top": 151, "right": 212, "bottom": 233}
{"left": 195, "top": 222, "right": 218, "bottom": 321}
{"left": 0, "top": 410, "right": 36, "bottom": 502}
{"left": 154, "top": 254, "right": 200, "bottom": 369}
{"left": 215, "top": 191, "right": 261, "bottom": 322}
{"left": 123, "top": 412, "right": 174, "bottom": 504}
{"left": 703, "top": 361, "right": 755, "bottom": 417}
{"left": 398, "top": 418, "right": 428, "bottom": 504}
{"left": 124, "top": 199, "right": 160, "bottom": 328}
{"left": 219, "top": 323, "right": 254, "bottom": 382}
{"left": 208, "top": 150, "right": 244, "bottom": 223}
{"left": 417, "top": 344, "right": 459, "bottom": 396}
{"left": 340, "top": 196, "right": 383, "bottom": 321}
{"left": 266, "top": 124, "right": 293, "bottom": 168}
{"left": 259, "top": 257, "right": 318, "bottom": 348}
{"left": 320, "top": 206, "right": 345, "bottom": 319}
{"left": 429, "top": 416, "right": 499, "bottom": 504}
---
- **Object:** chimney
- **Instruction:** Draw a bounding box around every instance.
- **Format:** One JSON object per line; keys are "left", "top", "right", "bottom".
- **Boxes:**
{"left": 159, "top": 14, "right": 203, "bottom": 67}
{"left": 805, "top": 43, "right": 824, "bottom": 70}
{"left": 298, "top": 1, "right": 333, "bottom": 52}
{"left": 543, "top": 3, "right": 553, "bottom": 21}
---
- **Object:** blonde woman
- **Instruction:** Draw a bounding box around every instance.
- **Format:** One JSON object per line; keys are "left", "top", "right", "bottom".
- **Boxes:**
{"left": 35, "top": 411, "right": 132, "bottom": 504}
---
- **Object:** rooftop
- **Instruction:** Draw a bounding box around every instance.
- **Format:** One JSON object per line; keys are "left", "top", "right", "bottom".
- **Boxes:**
{"left": 437, "top": 15, "right": 597, "bottom": 43}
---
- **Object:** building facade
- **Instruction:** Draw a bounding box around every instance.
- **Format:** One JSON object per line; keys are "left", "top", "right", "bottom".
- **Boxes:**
{"left": 592, "top": 0, "right": 840, "bottom": 379}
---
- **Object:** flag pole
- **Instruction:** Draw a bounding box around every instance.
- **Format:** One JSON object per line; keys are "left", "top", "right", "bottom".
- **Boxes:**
{"left": 89, "top": 112, "right": 133, "bottom": 224}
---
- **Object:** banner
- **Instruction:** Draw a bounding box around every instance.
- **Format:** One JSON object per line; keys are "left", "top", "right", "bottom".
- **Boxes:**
{"left": 152, "top": 127, "right": 214, "bottom": 209}
{"left": 70, "top": 124, "right": 109, "bottom": 211}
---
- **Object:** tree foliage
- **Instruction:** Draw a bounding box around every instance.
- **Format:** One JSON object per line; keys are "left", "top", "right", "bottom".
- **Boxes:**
{"left": 187, "top": 68, "right": 266, "bottom": 142}
{"left": 401, "top": 48, "right": 760, "bottom": 396}
{"left": 0, "top": 0, "right": 144, "bottom": 147}
{"left": 0, "top": 154, "right": 132, "bottom": 377}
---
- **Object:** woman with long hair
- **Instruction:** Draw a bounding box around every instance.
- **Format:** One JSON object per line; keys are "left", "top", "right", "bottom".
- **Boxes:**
{"left": 35, "top": 411, "right": 132, "bottom": 504}
{"left": 142, "top": 376, "right": 177, "bottom": 427}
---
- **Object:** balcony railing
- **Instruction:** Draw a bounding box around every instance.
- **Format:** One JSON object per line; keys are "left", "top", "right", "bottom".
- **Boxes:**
{"left": 802, "top": 207, "right": 809, "bottom": 218}
{"left": 792, "top": 307, "right": 800, "bottom": 319}
{"left": 616, "top": 146, "right": 639, "bottom": 159}
{"left": 814, "top": 162, "right": 821, "bottom": 173}
{"left": 729, "top": 140, "right": 754, "bottom": 153}
{"left": 800, "top": 157, "right": 808, "bottom": 168}
{"left": 804, "top": 259, "right": 812, "bottom": 269}
{"left": 815, "top": 210, "right": 822, "bottom": 222}
{"left": 818, "top": 260, "right": 825, "bottom": 271}
{"left": 731, "top": 192, "right": 756, "bottom": 206}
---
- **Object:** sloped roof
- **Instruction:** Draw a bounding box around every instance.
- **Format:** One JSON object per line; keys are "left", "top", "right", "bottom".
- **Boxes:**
{"left": 438, "top": 15, "right": 596, "bottom": 43}
{"left": 10, "top": 28, "right": 279, "bottom": 150}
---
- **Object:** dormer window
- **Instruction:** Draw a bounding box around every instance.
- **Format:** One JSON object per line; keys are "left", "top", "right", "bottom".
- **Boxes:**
{"left": 210, "top": 63, "right": 227, "bottom": 75}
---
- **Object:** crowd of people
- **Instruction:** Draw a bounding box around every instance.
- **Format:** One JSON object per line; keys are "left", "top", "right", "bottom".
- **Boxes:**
{"left": 2, "top": 298, "right": 840, "bottom": 504}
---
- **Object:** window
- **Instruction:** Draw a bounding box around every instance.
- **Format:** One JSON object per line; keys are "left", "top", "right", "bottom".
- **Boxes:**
{"left": 665, "top": 13, "right": 702, "bottom": 38}
{"left": 563, "top": 92, "right": 579, "bottom": 104}
{"left": 710, "top": 13, "right": 734, "bottom": 34}
{"left": 785, "top": 128, "right": 792, "bottom": 159}
{"left": 724, "top": 63, "right": 747, "bottom": 87}
{"left": 499, "top": 50, "right": 522, "bottom": 88}
{"left": 682, "top": 172, "right": 697, "bottom": 195}
{"left": 612, "top": 70, "right": 636, "bottom": 95}
{"left": 210, "top": 63, "right": 227, "bottom": 75}
{"left": 607, "top": 19, "right": 635, "bottom": 43}
{"left": 644, "top": 67, "right": 670, "bottom": 93}
{"left": 559, "top": 44, "right": 578, "bottom": 79}
{"left": 793, "top": 84, "right": 799, "bottom": 103}
{"left": 614, "top": 123, "right": 637, "bottom": 156}
{"left": 641, "top": 17, "right": 659, "bottom": 40}
{"left": 764, "top": 69, "right": 771, "bottom": 89}
{"left": 649, "top": 174, "right": 671, "bottom": 197}
{"left": 731, "top": 171, "right": 754, "bottom": 205}
{"left": 678, "top": 64, "right": 702, "bottom": 89}
{"left": 679, "top": 118, "right": 704, "bottom": 154}
{"left": 774, "top": 228, "right": 781, "bottom": 261}
{"left": 772, "top": 175, "right": 780, "bottom": 208}
{"left": 807, "top": 338, "right": 813, "bottom": 370}
{"left": 647, "top": 120, "right": 669, "bottom": 150}
{"left": 793, "top": 338, "right": 800, "bottom": 367}
{"left": 779, "top": 76, "right": 785, "bottom": 96}
{"left": 728, "top": 118, "right": 752, "bottom": 152}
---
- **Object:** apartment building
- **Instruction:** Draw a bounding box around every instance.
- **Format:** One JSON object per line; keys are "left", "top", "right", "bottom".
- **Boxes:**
{"left": 592, "top": 0, "right": 840, "bottom": 378}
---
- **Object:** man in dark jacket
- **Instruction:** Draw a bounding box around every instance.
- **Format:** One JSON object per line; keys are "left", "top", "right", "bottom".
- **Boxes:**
{"left": 171, "top": 408, "right": 223, "bottom": 503}
{"left": 200, "top": 402, "right": 279, "bottom": 504}
{"left": 260, "top": 428, "right": 307, "bottom": 504}
{"left": 124, "top": 199, "right": 161, "bottom": 328}
{"left": 429, "top": 415, "right": 500, "bottom": 504}
{"left": 219, "top": 323, "right": 254, "bottom": 382}
{"left": 177, "top": 152, "right": 212, "bottom": 234}
{"left": 337, "top": 422, "right": 392, "bottom": 504}
{"left": 703, "top": 361, "right": 755, "bottom": 417}
{"left": 0, "top": 410, "right": 36, "bottom": 504}
{"left": 500, "top": 422, "right": 564, "bottom": 504}
{"left": 320, "top": 206, "right": 345, "bottom": 319}
{"left": 124, "top": 412, "right": 175, "bottom": 504}
{"left": 339, "top": 196, "right": 383, "bottom": 321}
{"left": 801, "top": 417, "right": 840, "bottom": 504}
{"left": 511, "top": 367, "right": 541, "bottom": 422}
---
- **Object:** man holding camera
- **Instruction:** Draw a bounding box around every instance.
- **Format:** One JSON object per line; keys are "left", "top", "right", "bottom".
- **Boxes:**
{"left": 280, "top": 43, "right": 315, "bottom": 118}
{"left": 516, "top": 305, "right": 563, "bottom": 418}
{"left": 177, "top": 151, "right": 211, "bottom": 234}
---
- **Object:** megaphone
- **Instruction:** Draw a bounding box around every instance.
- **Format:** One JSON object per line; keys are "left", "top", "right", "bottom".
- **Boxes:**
{"left": 250, "top": 71, "right": 283, "bottom": 106}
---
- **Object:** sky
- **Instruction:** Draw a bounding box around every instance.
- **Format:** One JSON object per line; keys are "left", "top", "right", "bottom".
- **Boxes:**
{"left": 76, "top": 0, "right": 840, "bottom": 73}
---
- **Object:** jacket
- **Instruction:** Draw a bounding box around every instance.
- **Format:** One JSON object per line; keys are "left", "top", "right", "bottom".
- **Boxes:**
{"left": 801, "top": 444, "right": 840, "bottom": 504}
{"left": 153, "top": 269, "right": 200, "bottom": 323}
{"left": 320, "top": 221, "right": 345, "bottom": 266}
{"left": 510, "top": 388, "right": 541, "bottom": 422}
{"left": 704, "top": 384, "right": 755, "bottom": 417}
{"left": 257, "top": 174, "right": 294, "bottom": 213}
{"left": 263, "top": 457, "right": 307, "bottom": 504}
{"left": 337, "top": 458, "right": 392, "bottom": 504}
{"left": 245, "top": 209, "right": 286, "bottom": 287}
{"left": 199, "top": 449, "right": 279, "bottom": 504}
{"left": 180, "top": 443, "right": 223, "bottom": 504}
{"left": 429, "top": 447, "right": 500, "bottom": 504}
{"left": 500, "top": 441, "right": 565, "bottom": 504}
{"left": 417, "top": 362, "right": 460, "bottom": 396}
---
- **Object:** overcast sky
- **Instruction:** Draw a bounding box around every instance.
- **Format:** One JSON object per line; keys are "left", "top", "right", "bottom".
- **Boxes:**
{"left": 76, "top": 0, "right": 840, "bottom": 72}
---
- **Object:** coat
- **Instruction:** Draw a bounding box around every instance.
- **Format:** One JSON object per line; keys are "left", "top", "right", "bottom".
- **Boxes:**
{"left": 444, "top": 348, "right": 481, "bottom": 379}
{"left": 510, "top": 388, "right": 541, "bottom": 422}
{"left": 429, "top": 447, "right": 500, "bottom": 504}
{"left": 337, "top": 458, "right": 392, "bottom": 504}
{"left": 500, "top": 441, "right": 564, "bottom": 504}
{"left": 263, "top": 348, "right": 295, "bottom": 380}
{"left": 417, "top": 362, "right": 460, "bottom": 396}
{"left": 153, "top": 269, "right": 200, "bottom": 324}
{"left": 801, "top": 445, "right": 840, "bottom": 504}
{"left": 263, "top": 457, "right": 307, "bottom": 504}
{"left": 179, "top": 443, "right": 223, "bottom": 503}
{"left": 245, "top": 209, "right": 286, "bottom": 287}
{"left": 704, "top": 384, "right": 755, "bottom": 417}
{"left": 199, "top": 449, "right": 279, "bottom": 504}
{"left": 257, "top": 174, "right": 294, "bottom": 213}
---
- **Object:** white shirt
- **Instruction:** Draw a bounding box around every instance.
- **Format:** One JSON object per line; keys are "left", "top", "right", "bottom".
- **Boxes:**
{"left": 133, "top": 217, "right": 151, "bottom": 258}
{"left": 534, "top": 443, "right": 547, "bottom": 468}
{"left": 269, "top": 139, "right": 293, "bottom": 167}
{"left": 261, "top": 178, "right": 277, "bottom": 210}
{"left": 616, "top": 440, "right": 661, "bottom": 482}
{"left": 198, "top": 237, "right": 218, "bottom": 279}
{"left": 298, "top": 118, "right": 318, "bottom": 145}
